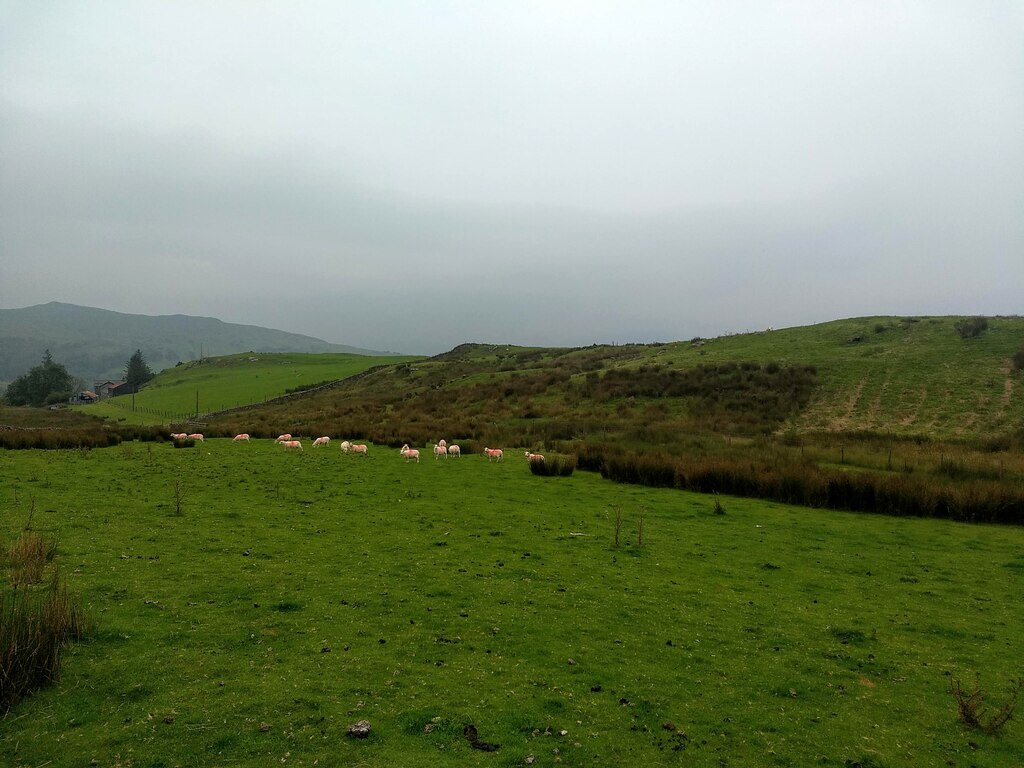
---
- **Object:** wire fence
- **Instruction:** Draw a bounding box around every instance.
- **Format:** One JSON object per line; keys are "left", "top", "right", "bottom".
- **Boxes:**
{"left": 91, "top": 371, "right": 376, "bottom": 424}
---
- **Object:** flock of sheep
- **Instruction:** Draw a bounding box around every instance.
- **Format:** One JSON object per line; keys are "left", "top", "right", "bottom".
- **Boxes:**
{"left": 168, "top": 432, "right": 543, "bottom": 464}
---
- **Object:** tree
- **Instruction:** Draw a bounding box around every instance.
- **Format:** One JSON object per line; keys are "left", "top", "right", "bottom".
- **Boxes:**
{"left": 124, "top": 349, "right": 154, "bottom": 392}
{"left": 4, "top": 350, "right": 77, "bottom": 407}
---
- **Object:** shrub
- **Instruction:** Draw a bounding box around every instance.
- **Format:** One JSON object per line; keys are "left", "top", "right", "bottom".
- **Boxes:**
{"left": 954, "top": 317, "right": 989, "bottom": 339}
{"left": 950, "top": 674, "right": 1022, "bottom": 735}
{"left": 1013, "top": 347, "right": 1024, "bottom": 373}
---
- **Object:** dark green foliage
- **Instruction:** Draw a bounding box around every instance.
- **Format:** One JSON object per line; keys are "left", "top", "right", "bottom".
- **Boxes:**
{"left": 4, "top": 351, "right": 78, "bottom": 407}
{"left": 954, "top": 316, "right": 989, "bottom": 339}
{"left": 123, "top": 349, "right": 154, "bottom": 392}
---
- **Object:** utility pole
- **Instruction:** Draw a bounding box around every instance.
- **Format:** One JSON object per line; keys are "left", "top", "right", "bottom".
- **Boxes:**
{"left": 195, "top": 390, "right": 199, "bottom": 419}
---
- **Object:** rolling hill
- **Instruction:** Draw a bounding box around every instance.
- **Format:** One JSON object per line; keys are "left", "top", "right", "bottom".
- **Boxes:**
{"left": 79, "top": 351, "right": 423, "bottom": 425}
{"left": 203, "top": 314, "right": 1024, "bottom": 443}
{"left": 0, "top": 302, "right": 394, "bottom": 386}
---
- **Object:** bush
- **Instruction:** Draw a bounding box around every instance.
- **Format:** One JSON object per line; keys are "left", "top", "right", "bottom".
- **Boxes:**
{"left": 1013, "top": 347, "right": 1024, "bottom": 373}
{"left": 951, "top": 674, "right": 1022, "bottom": 735}
{"left": 954, "top": 317, "right": 989, "bottom": 339}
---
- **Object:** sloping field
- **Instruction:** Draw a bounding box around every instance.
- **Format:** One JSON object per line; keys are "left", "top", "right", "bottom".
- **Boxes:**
{"left": 77, "top": 352, "right": 422, "bottom": 425}
{"left": 2, "top": 441, "right": 1022, "bottom": 766}
{"left": 206, "top": 316, "right": 1024, "bottom": 443}
{"left": 664, "top": 316, "right": 1023, "bottom": 437}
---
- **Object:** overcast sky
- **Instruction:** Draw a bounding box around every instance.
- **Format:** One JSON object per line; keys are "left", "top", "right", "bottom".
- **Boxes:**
{"left": 2, "top": 2, "right": 1021, "bottom": 354}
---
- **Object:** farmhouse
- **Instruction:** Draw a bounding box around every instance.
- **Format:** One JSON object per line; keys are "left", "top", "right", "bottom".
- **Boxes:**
{"left": 70, "top": 390, "right": 99, "bottom": 404}
{"left": 93, "top": 380, "right": 131, "bottom": 398}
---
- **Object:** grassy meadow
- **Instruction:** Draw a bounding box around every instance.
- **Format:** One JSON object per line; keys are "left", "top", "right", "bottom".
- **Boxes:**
{"left": 76, "top": 352, "right": 421, "bottom": 426}
{"left": 2, "top": 439, "right": 1023, "bottom": 767}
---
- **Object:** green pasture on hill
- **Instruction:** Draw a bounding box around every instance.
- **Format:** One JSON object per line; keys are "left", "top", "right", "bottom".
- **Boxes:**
{"left": 73, "top": 352, "right": 422, "bottom": 426}
{"left": 2, "top": 441, "right": 1022, "bottom": 767}
{"left": 652, "top": 315, "right": 1024, "bottom": 438}
{"left": 199, "top": 315, "right": 1024, "bottom": 449}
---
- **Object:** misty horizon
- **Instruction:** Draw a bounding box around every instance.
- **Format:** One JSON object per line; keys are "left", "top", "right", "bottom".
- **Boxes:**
{"left": 2, "top": 3, "right": 1021, "bottom": 355}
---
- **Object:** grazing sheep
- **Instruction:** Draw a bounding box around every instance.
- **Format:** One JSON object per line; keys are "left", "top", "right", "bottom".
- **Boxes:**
{"left": 281, "top": 440, "right": 303, "bottom": 451}
{"left": 447, "top": 444, "right": 461, "bottom": 457}
{"left": 170, "top": 433, "right": 188, "bottom": 440}
{"left": 400, "top": 444, "right": 420, "bottom": 463}
{"left": 434, "top": 443, "right": 448, "bottom": 460}
{"left": 233, "top": 433, "right": 250, "bottom": 442}
{"left": 339, "top": 440, "right": 352, "bottom": 453}
{"left": 188, "top": 433, "right": 204, "bottom": 442}
{"left": 275, "top": 434, "right": 292, "bottom": 443}
{"left": 312, "top": 436, "right": 330, "bottom": 447}
{"left": 351, "top": 444, "right": 368, "bottom": 455}
{"left": 483, "top": 447, "right": 503, "bottom": 462}
{"left": 525, "top": 452, "right": 545, "bottom": 463}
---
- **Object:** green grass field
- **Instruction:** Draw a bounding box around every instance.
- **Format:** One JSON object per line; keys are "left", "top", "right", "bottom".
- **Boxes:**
{"left": 659, "top": 316, "right": 1024, "bottom": 437}
{"left": 75, "top": 352, "right": 421, "bottom": 426}
{"left": 3, "top": 441, "right": 1022, "bottom": 767}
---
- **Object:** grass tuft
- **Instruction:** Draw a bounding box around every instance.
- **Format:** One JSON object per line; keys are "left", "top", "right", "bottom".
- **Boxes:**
{"left": 1, "top": 535, "right": 93, "bottom": 713}
{"left": 7, "top": 531, "right": 57, "bottom": 586}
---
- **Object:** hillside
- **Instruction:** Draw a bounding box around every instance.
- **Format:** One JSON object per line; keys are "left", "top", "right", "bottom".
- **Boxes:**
{"left": 0, "top": 302, "right": 393, "bottom": 386}
{"left": 79, "top": 351, "right": 423, "bottom": 425}
{"left": 205, "top": 315, "right": 1024, "bottom": 443}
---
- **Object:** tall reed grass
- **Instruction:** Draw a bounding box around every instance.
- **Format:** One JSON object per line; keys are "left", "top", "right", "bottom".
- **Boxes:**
{"left": 579, "top": 444, "right": 1024, "bottom": 525}
{"left": 1, "top": 533, "right": 92, "bottom": 713}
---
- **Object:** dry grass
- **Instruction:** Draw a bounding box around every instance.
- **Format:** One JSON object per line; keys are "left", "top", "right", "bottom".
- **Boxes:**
{"left": 6, "top": 531, "right": 57, "bottom": 586}
{"left": 1, "top": 533, "right": 92, "bottom": 713}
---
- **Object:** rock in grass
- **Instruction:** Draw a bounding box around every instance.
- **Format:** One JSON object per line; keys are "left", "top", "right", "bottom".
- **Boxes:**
{"left": 347, "top": 720, "right": 372, "bottom": 739}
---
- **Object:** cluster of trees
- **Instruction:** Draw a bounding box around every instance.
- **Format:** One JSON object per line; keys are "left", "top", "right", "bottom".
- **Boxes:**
{"left": 3, "top": 349, "right": 154, "bottom": 407}
{"left": 4, "top": 351, "right": 79, "bottom": 407}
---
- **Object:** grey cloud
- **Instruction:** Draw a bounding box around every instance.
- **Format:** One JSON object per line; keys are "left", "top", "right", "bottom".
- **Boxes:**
{"left": 2, "top": 3, "right": 1022, "bottom": 353}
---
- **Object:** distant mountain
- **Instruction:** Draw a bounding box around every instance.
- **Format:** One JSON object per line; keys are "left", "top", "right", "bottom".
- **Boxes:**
{"left": 0, "top": 302, "right": 391, "bottom": 386}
